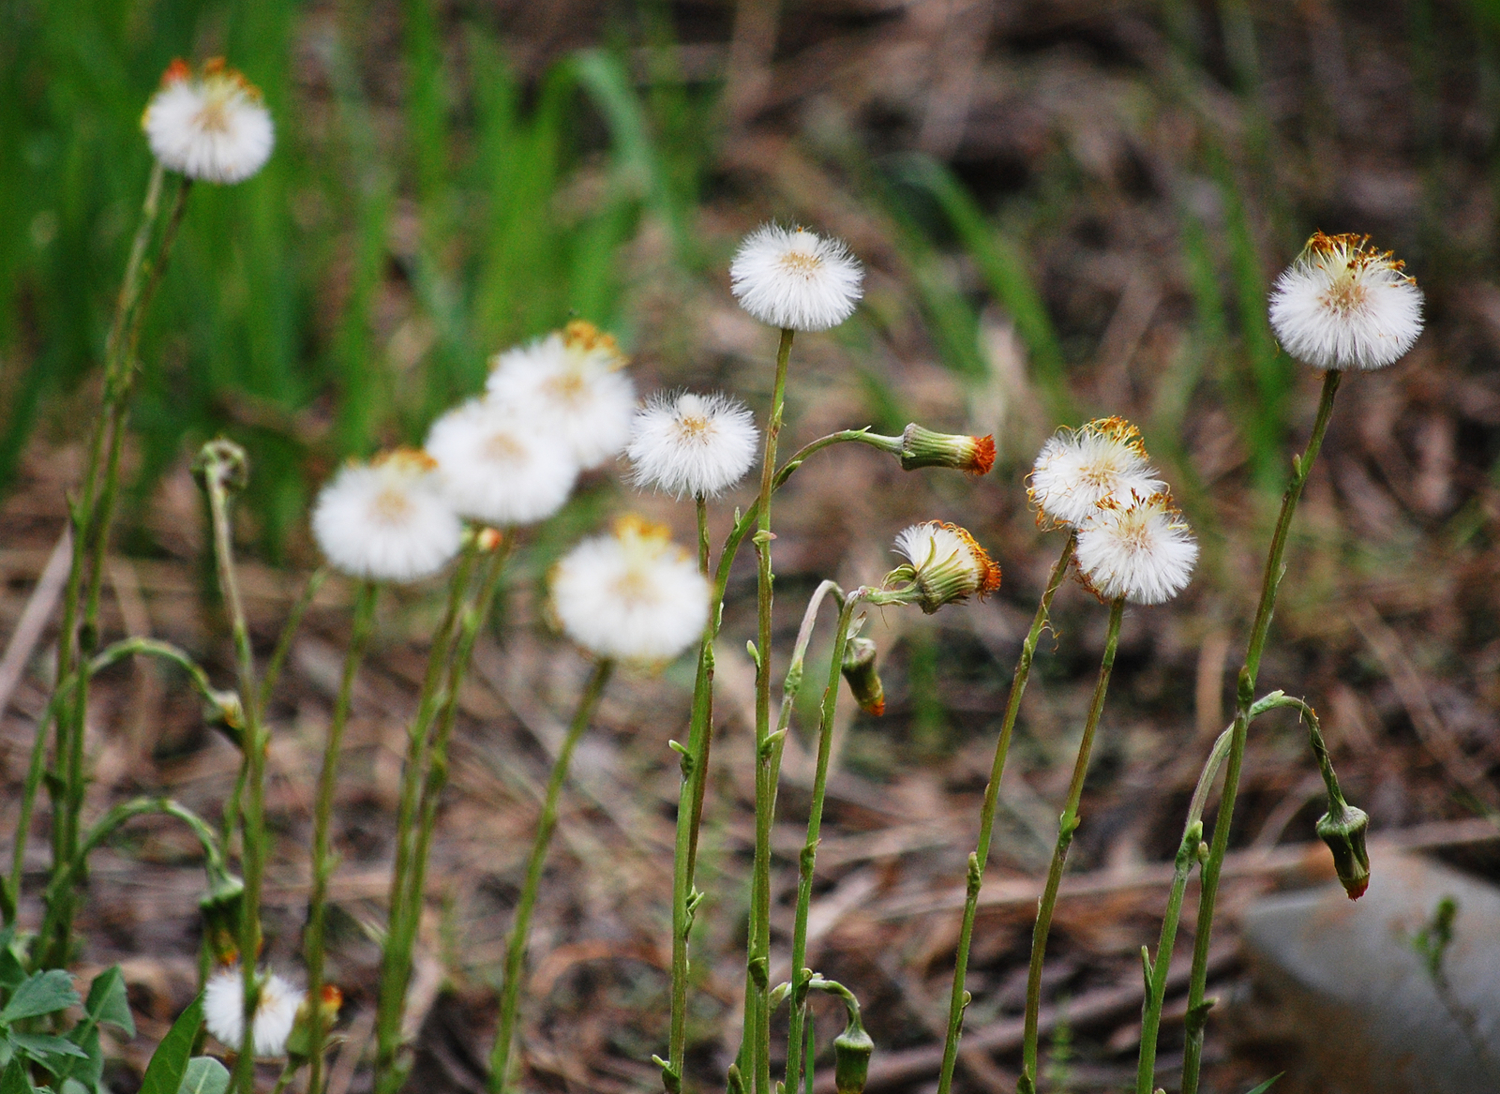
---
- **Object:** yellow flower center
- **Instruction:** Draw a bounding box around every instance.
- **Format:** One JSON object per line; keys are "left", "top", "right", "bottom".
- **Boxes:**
{"left": 778, "top": 250, "right": 823, "bottom": 275}
{"left": 370, "top": 487, "right": 413, "bottom": 525}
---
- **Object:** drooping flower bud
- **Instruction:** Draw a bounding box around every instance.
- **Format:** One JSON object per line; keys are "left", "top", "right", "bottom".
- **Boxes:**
{"left": 898, "top": 424, "right": 996, "bottom": 474}
{"left": 841, "top": 636, "right": 885, "bottom": 716}
{"left": 833, "top": 1009, "right": 874, "bottom": 1094}
{"left": 199, "top": 866, "right": 245, "bottom": 965}
{"left": 286, "top": 985, "right": 344, "bottom": 1064}
{"left": 1316, "top": 799, "right": 1370, "bottom": 900}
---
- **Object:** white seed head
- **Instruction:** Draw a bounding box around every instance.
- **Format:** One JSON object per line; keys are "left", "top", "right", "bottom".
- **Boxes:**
{"left": 311, "top": 449, "right": 464, "bottom": 583}
{"left": 204, "top": 966, "right": 304, "bottom": 1057}
{"left": 1269, "top": 232, "right": 1424, "bottom": 371}
{"left": 729, "top": 224, "right": 864, "bottom": 332}
{"left": 1074, "top": 493, "right": 1198, "bottom": 605}
{"left": 891, "top": 521, "right": 1001, "bottom": 614}
{"left": 550, "top": 517, "right": 710, "bottom": 662}
{"left": 1029, "top": 418, "right": 1165, "bottom": 528}
{"left": 486, "top": 321, "right": 635, "bottom": 470}
{"left": 627, "top": 391, "right": 759, "bottom": 499}
{"left": 142, "top": 59, "right": 274, "bottom": 184}
{"left": 425, "top": 396, "right": 579, "bottom": 526}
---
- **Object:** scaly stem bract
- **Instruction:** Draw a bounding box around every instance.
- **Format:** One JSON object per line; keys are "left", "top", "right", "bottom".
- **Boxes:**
{"left": 374, "top": 538, "right": 480, "bottom": 1094}
{"left": 935, "top": 531, "right": 1076, "bottom": 1094}
{"left": 305, "top": 581, "right": 379, "bottom": 1094}
{"left": 785, "top": 590, "right": 864, "bottom": 1094}
{"left": 488, "top": 658, "right": 615, "bottom": 1094}
{"left": 1134, "top": 726, "right": 1230, "bottom": 1094}
{"left": 749, "top": 327, "right": 794, "bottom": 1094}
{"left": 1019, "top": 596, "right": 1125, "bottom": 1091}
{"left": 1179, "top": 368, "right": 1342, "bottom": 1094}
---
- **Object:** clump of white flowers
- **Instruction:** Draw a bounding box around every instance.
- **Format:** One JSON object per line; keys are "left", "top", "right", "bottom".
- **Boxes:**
{"left": 425, "top": 397, "right": 578, "bottom": 526}
{"left": 311, "top": 449, "right": 463, "bottom": 583}
{"left": 1074, "top": 493, "right": 1198, "bottom": 605}
{"left": 487, "top": 320, "right": 635, "bottom": 470}
{"left": 627, "top": 391, "right": 759, "bottom": 499}
{"left": 141, "top": 58, "right": 274, "bottom": 184}
{"left": 1269, "top": 232, "right": 1424, "bottom": 371}
{"left": 550, "top": 517, "right": 710, "bottom": 662}
{"left": 730, "top": 225, "right": 864, "bottom": 332}
{"left": 890, "top": 521, "right": 1001, "bottom": 614}
{"left": 1029, "top": 418, "right": 1164, "bottom": 528}
{"left": 204, "top": 966, "right": 304, "bottom": 1057}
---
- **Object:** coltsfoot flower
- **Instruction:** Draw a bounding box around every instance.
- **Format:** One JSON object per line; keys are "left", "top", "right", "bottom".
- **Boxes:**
{"left": 311, "top": 449, "right": 463, "bottom": 583}
{"left": 730, "top": 225, "right": 864, "bottom": 332}
{"left": 899, "top": 424, "right": 996, "bottom": 474}
{"left": 1074, "top": 492, "right": 1198, "bottom": 605}
{"left": 487, "top": 321, "right": 635, "bottom": 470}
{"left": 550, "top": 517, "right": 710, "bottom": 662}
{"left": 1269, "top": 232, "right": 1424, "bottom": 371}
{"left": 204, "top": 966, "right": 304, "bottom": 1057}
{"left": 142, "top": 58, "right": 274, "bottom": 184}
{"left": 627, "top": 391, "right": 759, "bottom": 499}
{"left": 890, "top": 521, "right": 1001, "bottom": 615}
{"left": 425, "top": 397, "right": 579, "bottom": 526}
{"left": 1028, "top": 418, "right": 1164, "bottom": 528}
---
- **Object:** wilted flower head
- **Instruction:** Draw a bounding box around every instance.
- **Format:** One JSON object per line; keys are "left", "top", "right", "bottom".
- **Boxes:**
{"left": 890, "top": 522, "right": 1001, "bottom": 615}
{"left": 730, "top": 225, "right": 864, "bottom": 332}
{"left": 1029, "top": 418, "right": 1164, "bottom": 528}
{"left": 142, "top": 58, "right": 274, "bottom": 183}
{"left": 425, "top": 396, "right": 578, "bottom": 526}
{"left": 204, "top": 966, "right": 304, "bottom": 1057}
{"left": 1074, "top": 493, "right": 1197, "bottom": 605}
{"left": 1269, "top": 232, "right": 1424, "bottom": 371}
{"left": 899, "top": 424, "right": 996, "bottom": 474}
{"left": 311, "top": 449, "right": 463, "bottom": 583}
{"left": 487, "top": 321, "right": 635, "bottom": 470}
{"left": 627, "top": 391, "right": 759, "bottom": 499}
{"left": 550, "top": 517, "right": 710, "bottom": 662}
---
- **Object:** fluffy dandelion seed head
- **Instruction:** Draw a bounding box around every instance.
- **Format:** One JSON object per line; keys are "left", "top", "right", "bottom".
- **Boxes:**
{"left": 486, "top": 321, "right": 635, "bottom": 470}
{"left": 425, "top": 397, "right": 579, "bottom": 526}
{"left": 627, "top": 391, "right": 759, "bottom": 499}
{"left": 311, "top": 449, "right": 463, "bottom": 583}
{"left": 142, "top": 58, "right": 274, "bottom": 184}
{"left": 1028, "top": 418, "right": 1165, "bottom": 528}
{"left": 204, "top": 967, "right": 304, "bottom": 1057}
{"left": 550, "top": 517, "right": 710, "bottom": 662}
{"left": 1074, "top": 493, "right": 1198, "bottom": 605}
{"left": 1269, "top": 232, "right": 1424, "bottom": 371}
{"left": 730, "top": 224, "right": 864, "bottom": 331}
{"left": 891, "top": 521, "right": 1001, "bottom": 614}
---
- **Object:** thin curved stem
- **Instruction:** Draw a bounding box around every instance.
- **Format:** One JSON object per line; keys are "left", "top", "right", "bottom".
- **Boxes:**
{"left": 936, "top": 531, "right": 1076, "bottom": 1094}
{"left": 1179, "top": 368, "right": 1342, "bottom": 1094}
{"left": 785, "top": 590, "right": 865, "bottom": 1094}
{"left": 306, "top": 581, "right": 379, "bottom": 1094}
{"left": 488, "top": 658, "right": 614, "bottom": 1094}
{"left": 260, "top": 566, "right": 330, "bottom": 712}
{"left": 1019, "top": 596, "right": 1125, "bottom": 1091}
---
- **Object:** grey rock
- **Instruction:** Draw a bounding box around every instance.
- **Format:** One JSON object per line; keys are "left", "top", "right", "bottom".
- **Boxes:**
{"left": 1237, "top": 852, "right": 1500, "bottom": 1094}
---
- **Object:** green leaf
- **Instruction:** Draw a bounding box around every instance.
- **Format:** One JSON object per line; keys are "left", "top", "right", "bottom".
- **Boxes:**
{"left": 137, "top": 996, "right": 203, "bottom": 1094}
{"left": 1242, "top": 1075, "right": 1284, "bottom": 1094}
{"left": 58, "top": 1025, "right": 100, "bottom": 1090}
{"left": 1, "top": 1057, "right": 32, "bottom": 1094}
{"left": 1, "top": 972, "right": 80, "bottom": 1022}
{"left": 81, "top": 970, "right": 132, "bottom": 1037}
{"left": 11, "top": 1033, "right": 90, "bottom": 1061}
{"left": 175, "top": 1058, "right": 229, "bottom": 1094}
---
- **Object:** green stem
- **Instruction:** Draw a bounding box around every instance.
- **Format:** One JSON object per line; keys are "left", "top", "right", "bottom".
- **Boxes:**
{"left": 260, "top": 566, "right": 330, "bottom": 713}
{"left": 305, "top": 582, "right": 379, "bottom": 1094}
{"left": 1179, "top": 367, "right": 1342, "bottom": 1094}
{"left": 936, "top": 532, "right": 1075, "bottom": 1094}
{"left": 749, "top": 327, "right": 794, "bottom": 1094}
{"left": 488, "top": 658, "right": 615, "bottom": 1094}
{"left": 1019, "top": 596, "right": 1125, "bottom": 1091}
{"left": 1134, "top": 726, "right": 1231, "bottom": 1094}
{"left": 373, "top": 536, "right": 481, "bottom": 1094}
{"left": 785, "top": 590, "right": 865, "bottom": 1094}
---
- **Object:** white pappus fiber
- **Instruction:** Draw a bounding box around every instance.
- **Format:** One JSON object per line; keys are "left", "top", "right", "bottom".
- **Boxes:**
{"left": 142, "top": 59, "right": 274, "bottom": 184}
{"left": 729, "top": 225, "right": 864, "bottom": 332}
{"left": 627, "top": 391, "right": 759, "bottom": 499}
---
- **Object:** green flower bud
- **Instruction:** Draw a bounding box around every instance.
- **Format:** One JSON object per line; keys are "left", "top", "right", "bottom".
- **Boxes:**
{"left": 841, "top": 637, "right": 885, "bottom": 716}
{"left": 899, "top": 424, "right": 996, "bottom": 474}
{"left": 199, "top": 867, "right": 245, "bottom": 964}
{"left": 833, "top": 1013, "right": 874, "bottom": 1094}
{"left": 1316, "top": 800, "right": 1370, "bottom": 900}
